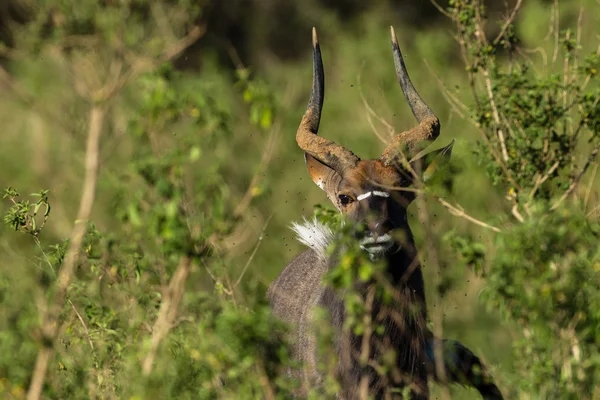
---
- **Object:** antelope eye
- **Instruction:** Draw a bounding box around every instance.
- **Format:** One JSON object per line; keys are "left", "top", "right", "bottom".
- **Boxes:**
{"left": 338, "top": 194, "right": 353, "bottom": 206}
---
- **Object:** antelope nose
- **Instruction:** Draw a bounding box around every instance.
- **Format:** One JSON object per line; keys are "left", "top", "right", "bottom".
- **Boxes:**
{"left": 368, "top": 220, "right": 392, "bottom": 237}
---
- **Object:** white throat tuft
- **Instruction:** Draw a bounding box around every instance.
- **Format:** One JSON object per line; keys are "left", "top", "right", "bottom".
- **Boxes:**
{"left": 291, "top": 218, "right": 335, "bottom": 261}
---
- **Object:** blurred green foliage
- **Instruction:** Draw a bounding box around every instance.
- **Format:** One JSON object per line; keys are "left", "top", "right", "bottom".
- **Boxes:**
{"left": 1, "top": 0, "right": 600, "bottom": 399}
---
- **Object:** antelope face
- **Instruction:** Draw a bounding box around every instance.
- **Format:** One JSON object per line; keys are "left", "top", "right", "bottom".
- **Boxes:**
{"left": 340, "top": 161, "right": 411, "bottom": 255}
{"left": 296, "top": 27, "right": 453, "bottom": 257}
{"left": 307, "top": 157, "right": 413, "bottom": 256}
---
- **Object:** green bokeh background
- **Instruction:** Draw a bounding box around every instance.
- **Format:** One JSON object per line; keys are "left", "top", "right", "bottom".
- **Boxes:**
{"left": 1, "top": 0, "right": 598, "bottom": 397}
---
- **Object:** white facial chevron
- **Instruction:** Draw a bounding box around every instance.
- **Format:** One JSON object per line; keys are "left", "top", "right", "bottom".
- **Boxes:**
{"left": 356, "top": 191, "right": 390, "bottom": 201}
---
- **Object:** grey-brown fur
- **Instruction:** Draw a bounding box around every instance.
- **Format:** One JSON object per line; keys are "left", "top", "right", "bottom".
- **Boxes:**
{"left": 268, "top": 221, "right": 430, "bottom": 399}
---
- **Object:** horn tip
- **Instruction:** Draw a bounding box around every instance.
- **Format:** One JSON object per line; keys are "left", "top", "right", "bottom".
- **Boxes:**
{"left": 312, "top": 27, "right": 318, "bottom": 48}
{"left": 390, "top": 26, "right": 398, "bottom": 45}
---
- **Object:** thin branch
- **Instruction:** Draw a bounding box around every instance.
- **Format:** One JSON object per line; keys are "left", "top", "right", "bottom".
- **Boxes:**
{"left": 430, "top": 0, "right": 452, "bottom": 18}
{"left": 150, "top": 2, "right": 177, "bottom": 46}
{"left": 581, "top": 42, "right": 600, "bottom": 92}
{"left": 371, "top": 182, "right": 503, "bottom": 233}
{"left": 365, "top": 113, "right": 390, "bottom": 145}
{"left": 584, "top": 163, "right": 598, "bottom": 211}
{"left": 482, "top": 68, "right": 509, "bottom": 162}
{"left": 357, "top": 73, "right": 395, "bottom": 143}
{"left": 142, "top": 256, "right": 192, "bottom": 376}
{"left": 234, "top": 214, "right": 274, "bottom": 288}
{"left": 552, "top": 0, "right": 560, "bottom": 64}
{"left": 68, "top": 299, "right": 94, "bottom": 351}
{"left": 435, "top": 196, "right": 502, "bottom": 233}
{"left": 233, "top": 122, "right": 279, "bottom": 217}
{"left": 528, "top": 161, "right": 560, "bottom": 205}
{"left": 423, "top": 59, "right": 469, "bottom": 118}
{"left": 551, "top": 142, "right": 600, "bottom": 211}
{"left": 511, "top": 203, "right": 525, "bottom": 223}
{"left": 97, "top": 25, "right": 205, "bottom": 102}
{"left": 493, "top": 0, "right": 523, "bottom": 44}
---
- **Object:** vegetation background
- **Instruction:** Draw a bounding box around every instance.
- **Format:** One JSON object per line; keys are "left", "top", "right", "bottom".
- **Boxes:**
{"left": 0, "top": 0, "right": 599, "bottom": 399}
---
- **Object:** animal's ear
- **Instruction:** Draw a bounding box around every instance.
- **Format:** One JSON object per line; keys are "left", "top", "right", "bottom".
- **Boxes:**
{"left": 410, "top": 139, "right": 455, "bottom": 183}
{"left": 305, "top": 153, "right": 342, "bottom": 194}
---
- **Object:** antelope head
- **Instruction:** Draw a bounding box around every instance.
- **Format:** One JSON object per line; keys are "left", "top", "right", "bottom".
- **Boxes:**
{"left": 298, "top": 27, "right": 454, "bottom": 258}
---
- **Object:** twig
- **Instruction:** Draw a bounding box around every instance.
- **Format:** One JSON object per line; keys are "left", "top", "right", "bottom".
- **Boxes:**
{"left": 528, "top": 161, "right": 560, "bottom": 205}
{"left": 511, "top": 203, "right": 525, "bottom": 223}
{"left": 430, "top": 0, "right": 452, "bottom": 18}
{"left": 234, "top": 214, "right": 274, "bottom": 288}
{"left": 357, "top": 73, "right": 395, "bottom": 143}
{"left": 552, "top": 0, "right": 560, "bottom": 64}
{"left": 435, "top": 196, "right": 502, "bottom": 233}
{"left": 68, "top": 299, "right": 94, "bottom": 351}
{"left": 581, "top": 43, "right": 600, "bottom": 92}
{"left": 96, "top": 25, "right": 205, "bottom": 102}
{"left": 482, "top": 69, "right": 509, "bottom": 162}
{"left": 142, "top": 256, "right": 192, "bottom": 376}
{"left": 233, "top": 122, "right": 279, "bottom": 217}
{"left": 584, "top": 163, "right": 598, "bottom": 210}
{"left": 372, "top": 182, "right": 503, "bottom": 233}
{"left": 493, "top": 0, "right": 523, "bottom": 44}
{"left": 150, "top": 2, "right": 177, "bottom": 46}
{"left": 551, "top": 142, "right": 600, "bottom": 211}
{"left": 423, "top": 59, "right": 469, "bottom": 118}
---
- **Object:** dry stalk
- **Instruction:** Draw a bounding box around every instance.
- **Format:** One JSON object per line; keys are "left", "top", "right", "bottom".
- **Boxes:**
{"left": 481, "top": 61, "right": 509, "bottom": 162}
{"left": 435, "top": 196, "right": 502, "bottom": 233}
{"left": 142, "top": 256, "right": 193, "bottom": 376}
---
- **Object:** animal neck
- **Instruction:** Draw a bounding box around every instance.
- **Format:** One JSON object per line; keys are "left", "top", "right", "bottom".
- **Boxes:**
{"left": 375, "top": 227, "right": 427, "bottom": 314}
{"left": 383, "top": 228, "right": 420, "bottom": 283}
